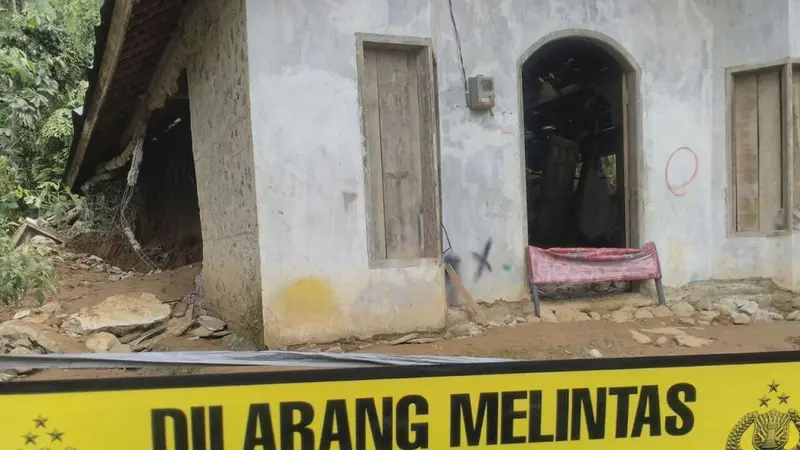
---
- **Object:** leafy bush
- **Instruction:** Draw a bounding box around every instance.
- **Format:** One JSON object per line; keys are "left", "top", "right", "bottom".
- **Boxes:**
{"left": 0, "top": 234, "right": 56, "bottom": 306}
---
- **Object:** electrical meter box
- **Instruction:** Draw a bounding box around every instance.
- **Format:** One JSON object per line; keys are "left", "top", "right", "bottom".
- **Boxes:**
{"left": 468, "top": 75, "right": 495, "bottom": 110}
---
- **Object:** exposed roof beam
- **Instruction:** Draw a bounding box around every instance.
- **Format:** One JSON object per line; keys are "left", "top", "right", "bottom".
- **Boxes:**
{"left": 66, "top": 0, "right": 136, "bottom": 189}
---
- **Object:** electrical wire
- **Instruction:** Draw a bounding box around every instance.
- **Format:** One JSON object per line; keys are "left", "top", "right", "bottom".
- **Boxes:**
{"left": 447, "top": 0, "right": 469, "bottom": 104}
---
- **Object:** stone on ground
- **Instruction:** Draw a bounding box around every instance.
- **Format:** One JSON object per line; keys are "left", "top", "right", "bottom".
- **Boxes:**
{"left": 12, "top": 309, "right": 31, "bottom": 320}
{"left": 670, "top": 301, "right": 696, "bottom": 318}
{"left": 0, "top": 320, "right": 83, "bottom": 353}
{"left": 787, "top": 310, "right": 800, "bottom": 321}
{"left": 85, "top": 332, "right": 129, "bottom": 353}
{"left": 61, "top": 292, "right": 170, "bottom": 336}
{"left": 674, "top": 334, "right": 711, "bottom": 348}
{"left": 629, "top": 330, "right": 652, "bottom": 344}
{"left": 608, "top": 310, "right": 633, "bottom": 323}
{"left": 539, "top": 308, "right": 558, "bottom": 323}
{"left": 731, "top": 312, "right": 751, "bottom": 325}
{"left": 650, "top": 305, "right": 673, "bottom": 318}
{"left": 587, "top": 349, "right": 603, "bottom": 358}
{"left": 197, "top": 315, "right": 226, "bottom": 332}
{"left": 679, "top": 318, "right": 695, "bottom": 326}
{"left": 655, "top": 336, "right": 670, "bottom": 347}
{"left": 634, "top": 308, "right": 655, "bottom": 320}
{"left": 589, "top": 312, "right": 601, "bottom": 320}
{"left": 554, "top": 308, "right": 591, "bottom": 323}
{"left": 6, "top": 346, "right": 36, "bottom": 374}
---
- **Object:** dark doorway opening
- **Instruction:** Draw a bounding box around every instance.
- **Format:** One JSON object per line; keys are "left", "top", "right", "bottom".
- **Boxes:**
{"left": 522, "top": 38, "right": 627, "bottom": 251}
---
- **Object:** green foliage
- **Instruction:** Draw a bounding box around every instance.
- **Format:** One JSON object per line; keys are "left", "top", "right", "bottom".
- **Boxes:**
{"left": 0, "top": 0, "right": 99, "bottom": 228}
{"left": 0, "top": 233, "right": 56, "bottom": 305}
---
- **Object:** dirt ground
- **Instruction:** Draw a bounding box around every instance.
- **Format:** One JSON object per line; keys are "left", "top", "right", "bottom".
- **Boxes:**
{"left": 7, "top": 258, "right": 800, "bottom": 382}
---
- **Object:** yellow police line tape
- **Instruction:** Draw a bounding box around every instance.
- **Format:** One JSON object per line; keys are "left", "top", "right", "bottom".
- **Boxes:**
{"left": 1, "top": 350, "right": 798, "bottom": 449}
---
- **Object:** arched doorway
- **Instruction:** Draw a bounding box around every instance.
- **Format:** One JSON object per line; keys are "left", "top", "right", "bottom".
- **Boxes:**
{"left": 519, "top": 32, "right": 640, "bottom": 254}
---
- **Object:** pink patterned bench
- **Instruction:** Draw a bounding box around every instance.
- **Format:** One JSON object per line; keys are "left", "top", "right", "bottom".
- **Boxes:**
{"left": 525, "top": 242, "right": 666, "bottom": 317}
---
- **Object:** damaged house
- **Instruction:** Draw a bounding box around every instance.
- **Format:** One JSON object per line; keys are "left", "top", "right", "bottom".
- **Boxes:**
{"left": 65, "top": 0, "right": 800, "bottom": 347}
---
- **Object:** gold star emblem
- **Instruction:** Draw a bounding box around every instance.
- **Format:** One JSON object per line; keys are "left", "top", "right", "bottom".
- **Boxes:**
{"left": 22, "top": 432, "right": 37, "bottom": 445}
{"left": 769, "top": 381, "right": 780, "bottom": 393}
{"left": 779, "top": 393, "right": 791, "bottom": 404}
{"left": 33, "top": 415, "right": 47, "bottom": 428}
{"left": 48, "top": 428, "right": 64, "bottom": 442}
{"left": 760, "top": 395, "right": 771, "bottom": 407}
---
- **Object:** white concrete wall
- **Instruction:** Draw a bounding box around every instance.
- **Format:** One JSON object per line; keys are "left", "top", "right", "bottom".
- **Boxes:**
{"left": 436, "top": 0, "right": 716, "bottom": 295}
{"left": 710, "top": 0, "right": 798, "bottom": 290}
{"left": 232, "top": 0, "right": 799, "bottom": 346}
{"left": 245, "top": 0, "right": 447, "bottom": 347}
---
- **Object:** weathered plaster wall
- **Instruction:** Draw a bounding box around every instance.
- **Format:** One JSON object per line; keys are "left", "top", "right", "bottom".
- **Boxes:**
{"left": 245, "top": 0, "right": 446, "bottom": 347}
{"left": 435, "top": 0, "right": 715, "bottom": 295}
{"left": 709, "top": 0, "right": 797, "bottom": 289}
{"left": 183, "top": 0, "right": 263, "bottom": 343}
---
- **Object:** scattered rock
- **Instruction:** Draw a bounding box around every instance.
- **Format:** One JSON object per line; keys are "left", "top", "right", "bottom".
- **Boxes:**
{"left": 540, "top": 308, "right": 558, "bottom": 323}
{"left": 11, "top": 337, "right": 33, "bottom": 349}
{"left": 629, "top": 330, "right": 652, "bottom": 344}
{"left": 108, "top": 274, "right": 123, "bottom": 282}
{"left": 197, "top": 315, "right": 226, "bottom": 332}
{"left": 0, "top": 320, "right": 84, "bottom": 353}
{"left": 679, "top": 318, "right": 695, "bottom": 326}
{"left": 713, "top": 300, "right": 737, "bottom": 317}
{"left": 12, "top": 309, "right": 31, "bottom": 320}
{"left": 699, "top": 310, "right": 720, "bottom": 322}
{"left": 787, "top": 310, "right": 800, "bottom": 321}
{"left": 634, "top": 308, "right": 655, "bottom": 320}
{"left": 731, "top": 312, "right": 751, "bottom": 325}
{"left": 389, "top": 333, "right": 418, "bottom": 345}
{"left": 130, "top": 325, "right": 168, "bottom": 350}
{"left": 554, "top": 308, "right": 591, "bottom": 323}
{"left": 39, "top": 302, "right": 62, "bottom": 315}
{"left": 641, "top": 327, "right": 686, "bottom": 336}
{"left": 190, "top": 326, "right": 215, "bottom": 338}
{"left": 589, "top": 312, "right": 601, "bottom": 320}
{"left": 587, "top": 349, "right": 603, "bottom": 358}
{"left": 609, "top": 310, "right": 633, "bottom": 323}
{"left": 670, "top": 301, "right": 696, "bottom": 318}
{"left": 524, "top": 314, "right": 541, "bottom": 323}
{"left": 650, "top": 306, "right": 673, "bottom": 318}
{"left": 655, "top": 336, "right": 670, "bottom": 347}
{"left": 171, "top": 301, "right": 189, "bottom": 318}
{"left": 697, "top": 320, "right": 711, "bottom": 326}
{"left": 324, "top": 346, "right": 343, "bottom": 353}
{"left": 85, "top": 332, "right": 127, "bottom": 353}
{"left": 792, "top": 297, "right": 800, "bottom": 310}
{"left": 166, "top": 317, "right": 193, "bottom": 337}
{"left": 88, "top": 255, "right": 103, "bottom": 263}
{"left": 514, "top": 316, "right": 527, "bottom": 324}
{"left": 210, "top": 330, "right": 231, "bottom": 338}
{"left": 6, "top": 346, "right": 36, "bottom": 374}
{"left": 694, "top": 298, "right": 713, "bottom": 311}
{"left": 736, "top": 299, "right": 760, "bottom": 316}
{"left": 29, "top": 235, "right": 57, "bottom": 247}
{"left": 61, "top": 292, "right": 171, "bottom": 336}
{"left": 675, "top": 334, "right": 711, "bottom": 348}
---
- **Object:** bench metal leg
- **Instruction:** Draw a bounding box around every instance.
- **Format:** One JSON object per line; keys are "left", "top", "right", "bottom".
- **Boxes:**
{"left": 530, "top": 283, "right": 541, "bottom": 318}
{"left": 655, "top": 278, "right": 666, "bottom": 306}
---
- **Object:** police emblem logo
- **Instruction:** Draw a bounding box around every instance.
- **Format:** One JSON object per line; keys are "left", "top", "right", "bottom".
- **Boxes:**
{"left": 726, "top": 381, "right": 799, "bottom": 450}
{"left": 15, "top": 414, "right": 75, "bottom": 450}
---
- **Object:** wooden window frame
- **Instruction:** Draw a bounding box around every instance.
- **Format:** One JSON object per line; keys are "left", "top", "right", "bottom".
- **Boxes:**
{"left": 726, "top": 60, "right": 793, "bottom": 237}
{"left": 355, "top": 33, "right": 443, "bottom": 268}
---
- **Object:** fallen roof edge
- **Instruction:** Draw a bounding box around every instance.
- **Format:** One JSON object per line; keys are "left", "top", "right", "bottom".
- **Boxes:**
{"left": 63, "top": 0, "right": 115, "bottom": 192}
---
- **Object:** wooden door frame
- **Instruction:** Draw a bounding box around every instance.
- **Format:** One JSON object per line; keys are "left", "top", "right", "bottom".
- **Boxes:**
{"left": 516, "top": 29, "right": 643, "bottom": 278}
{"left": 355, "top": 33, "right": 443, "bottom": 269}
